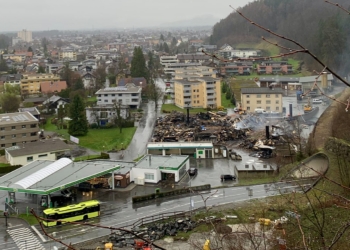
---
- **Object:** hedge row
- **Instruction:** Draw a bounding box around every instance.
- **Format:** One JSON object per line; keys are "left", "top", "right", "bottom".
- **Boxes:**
{"left": 132, "top": 184, "right": 211, "bottom": 203}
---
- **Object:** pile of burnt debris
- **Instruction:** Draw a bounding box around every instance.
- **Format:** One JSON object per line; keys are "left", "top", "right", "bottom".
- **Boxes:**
{"left": 105, "top": 218, "right": 196, "bottom": 248}
{"left": 152, "top": 111, "right": 269, "bottom": 143}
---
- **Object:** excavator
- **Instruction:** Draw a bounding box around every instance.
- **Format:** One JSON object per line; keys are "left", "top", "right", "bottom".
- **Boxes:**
{"left": 303, "top": 97, "right": 312, "bottom": 112}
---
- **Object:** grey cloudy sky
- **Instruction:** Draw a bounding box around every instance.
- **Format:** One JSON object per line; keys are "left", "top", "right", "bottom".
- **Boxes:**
{"left": 1, "top": 0, "right": 252, "bottom": 31}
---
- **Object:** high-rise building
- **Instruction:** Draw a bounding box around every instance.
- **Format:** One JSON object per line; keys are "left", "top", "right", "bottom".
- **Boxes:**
{"left": 17, "top": 29, "right": 32, "bottom": 42}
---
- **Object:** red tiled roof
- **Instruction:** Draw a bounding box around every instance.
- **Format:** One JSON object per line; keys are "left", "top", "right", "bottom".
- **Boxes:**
{"left": 40, "top": 81, "right": 67, "bottom": 93}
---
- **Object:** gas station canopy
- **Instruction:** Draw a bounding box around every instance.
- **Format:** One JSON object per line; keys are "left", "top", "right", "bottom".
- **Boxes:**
{"left": 0, "top": 158, "right": 121, "bottom": 195}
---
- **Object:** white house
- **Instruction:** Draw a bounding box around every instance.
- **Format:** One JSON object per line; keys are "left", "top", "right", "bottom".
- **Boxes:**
{"left": 131, "top": 155, "right": 190, "bottom": 184}
{"left": 5, "top": 139, "right": 70, "bottom": 166}
{"left": 85, "top": 105, "right": 129, "bottom": 127}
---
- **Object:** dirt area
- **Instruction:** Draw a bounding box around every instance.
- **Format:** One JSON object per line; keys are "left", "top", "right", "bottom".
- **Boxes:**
{"left": 0, "top": 155, "right": 6, "bottom": 164}
{"left": 308, "top": 88, "right": 350, "bottom": 152}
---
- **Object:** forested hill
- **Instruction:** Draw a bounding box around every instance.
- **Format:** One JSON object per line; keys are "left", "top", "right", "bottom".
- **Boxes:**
{"left": 210, "top": 0, "right": 350, "bottom": 73}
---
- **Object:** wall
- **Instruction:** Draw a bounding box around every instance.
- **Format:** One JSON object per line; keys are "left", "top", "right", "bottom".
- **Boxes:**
{"left": 6, "top": 151, "right": 57, "bottom": 166}
{"left": 131, "top": 168, "right": 159, "bottom": 184}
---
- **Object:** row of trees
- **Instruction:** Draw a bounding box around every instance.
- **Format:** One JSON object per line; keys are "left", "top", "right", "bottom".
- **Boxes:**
{"left": 222, "top": 81, "right": 236, "bottom": 106}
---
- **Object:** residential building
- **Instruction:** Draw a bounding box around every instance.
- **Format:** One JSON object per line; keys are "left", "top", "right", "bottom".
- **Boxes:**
{"left": 0, "top": 74, "right": 22, "bottom": 87}
{"left": 79, "top": 72, "right": 96, "bottom": 89}
{"left": 218, "top": 44, "right": 260, "bottom": 59}
{"left": 59, "top": 49, "right": 77, "bottom": 61}
{"left": 96, "top": 84, "right": 142, "bottom": 109}
{"left": 5, "top": 139, "right": 70, "bottom": 166}
{"left": 40, "top": 81, "right": 67, "bottom": 94}
{"left": 160, "top": 55, "right": 178, "bottom": 67}
{"left": 258, "top": 76, "right": 300, "bottom": 91}
{"left": 118, "top": 77, "right": 147, "bottom": 89}
{"left": 1, "top": 54, "right": 27, "bottom": 63}
{"left": 18, "top": 107, "right": 40, "bottom": 121}
{"left": 240, "top": 88, "right": 283, "bottom": 113}
{"left": 219, "top": 62, "right": 253, "bottom": 76}
{"left": 173, "top": 66, "right": 221, "bottom": 109}
{"left": 12, "top": 37, "right": 22, "bottom": 46}
{"left": 42, "top": 95, "right": 70, "bottom": 113}
{"left": 86, "top": 105, "right": 129, "bottom": 126}
{"left": 257, "top": 61, "right": 293, "bottom": 74}
{"left": 21, "top": 73, "right": 60, "bottom": 95}
{"left": 164, "top": 62, "right": 202, "bottom": 77}
{"left": 17, "top": 29, "right": 32, "bottom": 42}
{"left": 176, "top": 54, "right": 211, "bottom": 64}
{"left": 46, "top": 64, "right": 63, "bottom": 74}
{"left": 0, "top": 112, "right": 39, "bottom": 149}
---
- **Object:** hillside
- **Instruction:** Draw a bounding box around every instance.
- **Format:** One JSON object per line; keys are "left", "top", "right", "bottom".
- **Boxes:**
{"left": 210, "top": 0, "right": 350, "bottom": 74}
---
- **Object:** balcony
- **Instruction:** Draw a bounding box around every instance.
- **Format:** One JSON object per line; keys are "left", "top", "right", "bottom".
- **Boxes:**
{"left": 206, "top": 89, "right": 215, "bottom": 94}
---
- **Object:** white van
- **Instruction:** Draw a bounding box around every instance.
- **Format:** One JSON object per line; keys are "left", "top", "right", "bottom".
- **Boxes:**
{"left": 254, "top": 108, "right": 265, "bottom": 114}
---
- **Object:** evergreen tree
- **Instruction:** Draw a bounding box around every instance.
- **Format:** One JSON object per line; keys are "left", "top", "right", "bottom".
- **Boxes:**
{"left": 130, "top": 47, "right": 149, "bottom": 82}
{"left": 160, "top": 34, "right": 165, "bottom": 41}
{"left": 73, "top": 78, "right": 84, "bottom": 91}
{"left": 226, "top": 90, "right": 231, "bottom": 100}
{"left": 222, "top": 82, "right": 228, "bottom": 93}
{"left": 163, "top": 43, "right": 170, "bottom": 54}
{"left": 37, "top": 65, "right": 46, "bottom": 73}
{"left": 68, "top": 95, "right": 88, "bottom": 136}
{"left": 27, "top": 47, "right": 33, "bottom": 52}
{"left": 0, "top": 58, "right": 8, "bottom": 72}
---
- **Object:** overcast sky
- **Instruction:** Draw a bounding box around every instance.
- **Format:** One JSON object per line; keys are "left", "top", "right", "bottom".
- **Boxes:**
{"left": 1, "top": 0, "right": 252, "bottom": 31}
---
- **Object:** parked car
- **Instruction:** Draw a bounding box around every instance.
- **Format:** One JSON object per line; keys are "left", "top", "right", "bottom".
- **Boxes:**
{"left": 220, "top": 174, "right": 236, "bottom": 181}
{"left": 312, "top": 99, "right": 322, "bottom": 104}
{"left": 188, "top": 167, "right": 198, "bottom": 176}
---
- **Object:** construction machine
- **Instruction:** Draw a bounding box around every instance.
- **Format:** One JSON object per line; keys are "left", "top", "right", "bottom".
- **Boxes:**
{"left": 304, "top": 97, "right": 312, "bottom": 112}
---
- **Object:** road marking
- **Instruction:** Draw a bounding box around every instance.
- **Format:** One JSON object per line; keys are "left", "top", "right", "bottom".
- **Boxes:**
{"left": 31, "top": 225, "right": 46, "bottom": 242}
{"left": 8, "top": 227, "right": 45, "bottom": 250}
{"left": 8, "top": 224, "right": 23, "bottom": 229}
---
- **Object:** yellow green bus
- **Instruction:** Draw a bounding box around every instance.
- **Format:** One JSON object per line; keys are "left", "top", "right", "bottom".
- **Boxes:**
{"left": 42, "top": 200, "right": 100, "bottom": 227}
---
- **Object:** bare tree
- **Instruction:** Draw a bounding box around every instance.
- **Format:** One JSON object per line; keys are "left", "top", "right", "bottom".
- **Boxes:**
{"left": 145, "top": 83, "right": 163, "bottom": 111}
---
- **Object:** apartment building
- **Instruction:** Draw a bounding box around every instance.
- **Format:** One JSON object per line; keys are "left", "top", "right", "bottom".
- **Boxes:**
{"left": 17, "top": 29, "right": 32, "bottom": 42}
{"left": 0, "top": 112, "right": 39, "bottom": 149}
{"left": 164, "top": 62, "right": 202, "bottom": 77}
{"left": 218, "top": 44, "right": 260, "bottom": 59}
{"left": 96, "top": 84, "right": 142, "bottom": 109}
{"left": 240, "top": 88, "right": 283, "bottom": 113}
{"left": 174, "top": 66, "right": 221, "bottom": 109}
{"left": 21, "top": 73, "right": 60, "bottom": 95}
{"left": 160, "top": 55, "right": 178, "bottom": 67}
{"left": 257, "top": 61, "right": 293, "bottom": 74}
{"left": 59, "top": 49, "right": 77, "bottom": 61}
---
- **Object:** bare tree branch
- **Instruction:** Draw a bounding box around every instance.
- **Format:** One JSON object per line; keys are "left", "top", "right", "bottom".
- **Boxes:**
{"left": 325, "top": 1, "right": 350, "bottom": 14}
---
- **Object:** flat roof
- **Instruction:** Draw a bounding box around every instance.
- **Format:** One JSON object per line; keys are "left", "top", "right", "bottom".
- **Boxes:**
{"left": 136, "top": 155, "right": 189, "bottom": 170}
{"left": 0, "top": 158, "right": 121, "bottom": 194}
{"left": 147, "top": 142, "right": 213, "bottom": 149}
{"left": 0, "top": 112, "right": 37, "bottom": 124}
{"left": 6, "top": 139, "right": 70, "bottom": 157}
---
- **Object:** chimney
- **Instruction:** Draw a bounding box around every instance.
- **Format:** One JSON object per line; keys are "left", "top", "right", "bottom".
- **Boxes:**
{"left": 321, "top": 72, "right": 328, "bottom": 89}
{"left": 289, "top": 103, "right": 293, "bottom": 118}
{"left": 266, "top": 126, "right": 270, "bottom": 140}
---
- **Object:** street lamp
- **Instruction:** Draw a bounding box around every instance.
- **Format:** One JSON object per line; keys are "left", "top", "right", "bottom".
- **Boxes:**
{"left": 185, "top": 102, "right": 191, "bottom": 125}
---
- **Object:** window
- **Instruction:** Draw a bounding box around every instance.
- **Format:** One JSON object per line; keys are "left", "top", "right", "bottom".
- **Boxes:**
{"left": 257, "top": 101, "right": 261, "bottom": 104}
{"left": 193, "top": 90, "right": 196, "bottom": 92}
{"left": 38, "top": 154, "right": 48, "bottom": 158}
{"left": 22, "top": 133, "right": 26, "bottom": 137}
{"left": 11, "top": 126, "right": 16, "bottom": 130}
{"left": 30, "top": 132, "right": 37, "bottom": 136}
{"left": 104, "top": 94, "right": 108, "bottom": 97}
{"left": 197, "top": 95, "right": 199, "bottom": 98}
{"left": 12, "top": 143, "right": 16, "bottom": 146}
{"left": 111, "top": 94, "right": 115, "bottom": 97}
{"left": 266, "top": 94, "right": 270, "bottom": 98}
{"left": 266, "top": 100, "right": 271, "bottom": 104}
{"left": 145, "top": 173, "right": 154, "bottom": 180}
{"left": 246, "top": 101, "right": 250, "bottom": 104}
{"left": 257, "top": 94, "right": 261, "bottom": 98}
{"left": 247, "top": 107, "right": 250, "bottom": 110}
{"left": 98, "top": 99, "right": 101, "bottom": 101}
{"left": 118, "top": 94, "right": 122, "bottom": 97}
{"left": 276, "top": 100, "right": 279, "bottom": 104}
{"left": 276, "top": 107, "right": 279, "bottom": 111}
{"left": 0, "top": 127, "right": 4, "bottom": 131}
{"left": 27, "top": 156, "right": 33, "bottom": 162}
{"left": 246, "top": 95, "right": 250, "bottom": 98}
{"left": 104, "top": 100, "right": 108, "bottom": 102}
{"left": 266, "top": 106, "right": 271, "bottom": 110}
{"left": 30, "top": 124, "right": 36, "bottom": 128}
{"left": 12, "top": 134, "right": 16, "bottom": 138}
{"left": 22, "top": 125, "right": 26, "bottom": 128}
{"left": 1, "top": 136, "right": 4, "bottom": 140}
{"left": 275, "top": 94, "right": 279, "bottom": 97}
{"left": 1, "top": 144, "right": 4, "bottom": 148}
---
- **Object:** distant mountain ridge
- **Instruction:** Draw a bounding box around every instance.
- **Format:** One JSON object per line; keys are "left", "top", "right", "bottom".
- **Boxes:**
{"left": 160, "top": 14, "right": 220, "bottom": 27}
{"left": 210, "top": 0, "right": 350, "bottom": 73}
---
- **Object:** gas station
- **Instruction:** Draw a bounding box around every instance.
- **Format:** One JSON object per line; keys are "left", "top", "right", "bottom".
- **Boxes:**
{"left": 0, "top": 158, "right": 126, "bottom": 212}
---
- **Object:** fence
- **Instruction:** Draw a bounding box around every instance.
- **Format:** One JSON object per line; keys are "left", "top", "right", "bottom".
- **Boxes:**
{"left": 132, "top": 184, "right": 211, "bottom": 203}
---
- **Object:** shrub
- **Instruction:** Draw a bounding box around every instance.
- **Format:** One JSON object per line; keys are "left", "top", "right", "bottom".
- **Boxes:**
{"left": 90, "top": 123, "right": 99, "bottom": 129}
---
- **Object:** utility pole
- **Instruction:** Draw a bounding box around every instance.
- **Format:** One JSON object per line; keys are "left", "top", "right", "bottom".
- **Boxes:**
{"left": 4, "top": 211, "right": 8, "bottom": 227}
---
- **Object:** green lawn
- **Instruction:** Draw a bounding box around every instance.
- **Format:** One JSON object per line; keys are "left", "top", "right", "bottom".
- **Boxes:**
{"left": 0, "top": 163, "right": 11, "bottom": 167}
{"left": 18, "top": 214, "right": 39, "bottom": 225}
{"left": 161, "top": 104, "right": 209, "bottom": 114}
{"left": 221, "top": 93, "right": 234, "bottom": 108}
{"left": 43, "top": 116, "right": 136, "bottom": 152}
